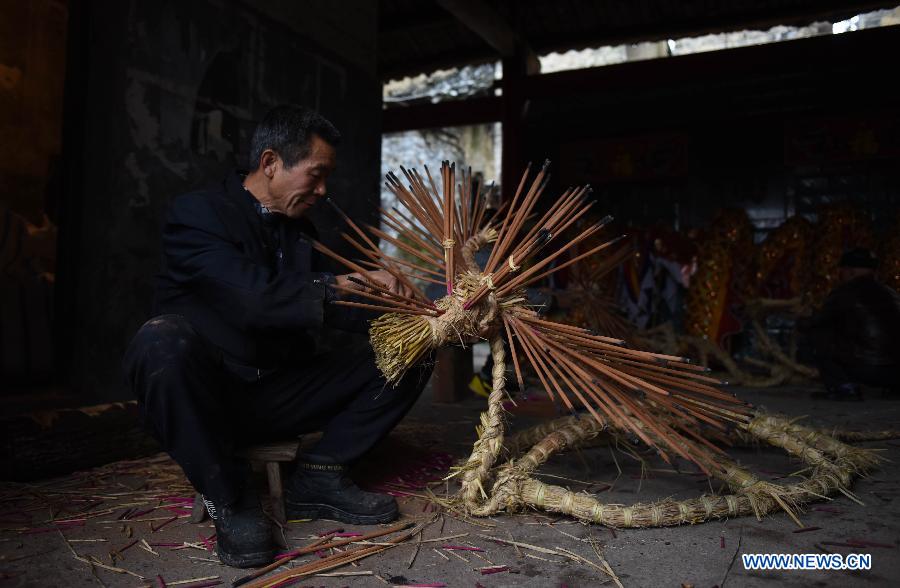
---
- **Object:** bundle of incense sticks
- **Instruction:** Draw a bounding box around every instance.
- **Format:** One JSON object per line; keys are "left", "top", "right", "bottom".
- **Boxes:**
{"left": 315, "top": 161, "right": 751, "bottom": 469}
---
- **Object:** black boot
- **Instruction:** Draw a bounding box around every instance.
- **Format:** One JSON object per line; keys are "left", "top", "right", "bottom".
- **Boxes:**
{"left": 285, "top": 454, "right": 399, "bottom": 525}
{"left": 203, "top": 489, "right": 274, "bottom": 568}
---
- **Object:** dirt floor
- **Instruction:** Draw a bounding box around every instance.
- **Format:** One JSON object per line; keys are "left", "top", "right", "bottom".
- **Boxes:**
{"left": 2, "top": 360, "right": 899, "bottom": 587}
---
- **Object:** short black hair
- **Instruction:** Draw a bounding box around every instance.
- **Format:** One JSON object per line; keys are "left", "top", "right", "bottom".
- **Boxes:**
{"left": 248, "top": 104, "right": 341, "bottom": 169}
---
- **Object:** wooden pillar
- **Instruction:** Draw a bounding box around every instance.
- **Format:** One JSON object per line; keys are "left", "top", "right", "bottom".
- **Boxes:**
{"left": 432, "top": 346, "right": 474, "bottom": 403}
{"left": 501, "top": 55, "right": 524, "bottom": 202}
{"left": 501, "top": 50, "right": 539, "bottom": 201}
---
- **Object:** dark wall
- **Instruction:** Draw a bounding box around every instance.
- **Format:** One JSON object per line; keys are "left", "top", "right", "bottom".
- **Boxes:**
{"left": 0, "top": 0, "right": 67, "bottom": 222}
{"left": 0, "top": 0, "right": 67, "bottom": 383}
{"left": 60, "top": 0, "right": 381, "bottom": 402}
{"left": 520, "top": 26, "right": 900, "bottom": 236}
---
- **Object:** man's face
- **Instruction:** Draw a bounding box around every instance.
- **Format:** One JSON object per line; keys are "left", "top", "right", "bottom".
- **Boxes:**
{"left": 269, "top": 134, "right": 337, "bottom": 219}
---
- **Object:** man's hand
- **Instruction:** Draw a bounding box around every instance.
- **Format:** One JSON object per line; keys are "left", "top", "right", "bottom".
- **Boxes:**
{"left": 335, "top": 270, "right": 406, "bottom": 297}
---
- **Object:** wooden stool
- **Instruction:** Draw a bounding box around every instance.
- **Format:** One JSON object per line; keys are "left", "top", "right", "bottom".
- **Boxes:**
{"left": 191, "top": 440, "right": 301, "bottom": 525}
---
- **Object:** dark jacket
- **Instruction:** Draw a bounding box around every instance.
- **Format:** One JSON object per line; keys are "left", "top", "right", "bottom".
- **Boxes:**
{"left": 802, "top": 275, "right": 900, "bottom": 366}
{"left": 155, "top": 170, "right": 358, "bottom": 370}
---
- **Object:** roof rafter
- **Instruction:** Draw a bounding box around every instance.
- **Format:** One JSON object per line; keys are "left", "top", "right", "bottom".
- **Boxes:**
{"left": 435, "top": 0, "right": 540, "bottom": 71}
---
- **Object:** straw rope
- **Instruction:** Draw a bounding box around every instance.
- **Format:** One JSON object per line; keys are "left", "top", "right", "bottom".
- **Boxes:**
{"left": 451, "top": 339, "right": 893, "bottom": 527}
{"left": 459, "top": 335, "right": 507, "bottom": 507}
{"left": 829, "top": 429, "right": 900, "bottom": 442}
{"left": 503, "top": 413, "right": 899, "bottom": 459}
{"left": 461, "top": 227, "right": 498, "bottom": 272}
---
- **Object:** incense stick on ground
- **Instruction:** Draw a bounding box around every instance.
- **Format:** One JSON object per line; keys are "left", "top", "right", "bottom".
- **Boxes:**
{"left": 239, "top": 520, "right": 429, "bottom": 588}
{"left": 232, "top": 522, "right": 414, "bottom": 587}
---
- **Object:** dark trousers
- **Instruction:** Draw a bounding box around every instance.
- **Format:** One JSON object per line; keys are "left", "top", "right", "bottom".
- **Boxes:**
{"left": 816, "top": 357, "right": 899, "bottom": 392}
{"left": 808, "top": 327, "right": 898, "bottom": 391}
{"left": 123, "top": 314, "right": 432, "bottom": 505}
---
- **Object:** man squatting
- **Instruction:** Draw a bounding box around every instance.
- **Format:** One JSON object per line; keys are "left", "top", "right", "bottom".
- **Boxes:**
{"left": 124, "top": 105, "right": 433, "bottom": 567}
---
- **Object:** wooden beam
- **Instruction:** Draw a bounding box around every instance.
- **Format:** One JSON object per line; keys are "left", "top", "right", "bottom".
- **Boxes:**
{"left": 379, "top": 5, "right": 455, "bottom": 35}
{"left": 501, "top": 52, "right": 528, "bottom": 202}
{"left": 379, "top": 0, "right": 884, "bottom": 79}
{"left": 380, "top": 49, "right": 497, "bottom": 82}
{"left": 435, "top": 0, "right": 518, "bottom": 56}
{"left": 435, "top": 0, "right": 540, "bottom": 72}
{"left": 525, "top": 24, "right": 899, "bottom": 100}
{"left": 382, "top": 95, "right": 502, "bottom": 133}
{"left": 529, "top": 1, "right": 892, "bottom": 56}
{"left": 383, "top": 24, "right": 899, "bottom": 134}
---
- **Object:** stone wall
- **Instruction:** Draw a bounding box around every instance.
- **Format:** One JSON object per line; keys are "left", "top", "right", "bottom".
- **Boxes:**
{"left": 60, "top": 0, "right": 381, "bottom": 402}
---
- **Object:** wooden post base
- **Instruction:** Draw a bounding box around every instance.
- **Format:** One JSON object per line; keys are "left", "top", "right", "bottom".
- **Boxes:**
{"left": 432, "top": 346, "right": 474, "bottom": 403}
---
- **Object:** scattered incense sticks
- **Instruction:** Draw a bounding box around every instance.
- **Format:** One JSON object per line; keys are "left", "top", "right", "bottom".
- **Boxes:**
{"left": 233, "top": 521, "right": 414, "bottom": 587}
{"left": 129, "top": 507, "right": 156, "bottom": 519}
{"left": 164, "top": 577, "right": 220, "bottom": 588}
{"left": 312, "top": 570, "right": 373, "bottom": 578}
{"left": 442, "top": 544, "right": 484, "bottom": 551}
{"left": 140, "top": 538, "right": 159, "bottom": 556}
{"left": 480, "top": 565, "right": 509, "bottom": 575}
{"left": 151, "top": 515, "right": 178, "bottom": 532}
{"left": 845, "top": 538, "right": 895, "bottom": 549}
{"left": 237, "top": 519, "right": 427, "bottom": 588}
{"left": 113, "top": 537, "right": 140, "bottom": 556}
{"left": 198, "top": 532, "right": 215, "bottom": 551}
{"left": 21, "top": 520, "right": 85, "bottom": 534}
